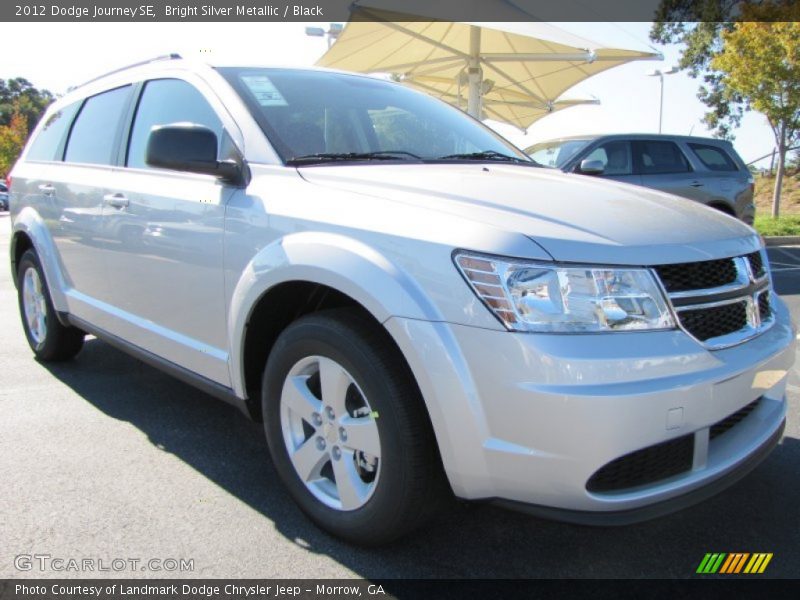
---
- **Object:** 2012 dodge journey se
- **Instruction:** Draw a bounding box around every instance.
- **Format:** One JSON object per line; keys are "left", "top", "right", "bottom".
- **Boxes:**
{"left": 9, "top": 55, "right": 795, "bottom": 545}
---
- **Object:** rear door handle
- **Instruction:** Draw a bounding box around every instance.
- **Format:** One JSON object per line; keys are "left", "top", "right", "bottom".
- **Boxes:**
{"left": 689, "top": 181, "right": 704, "bottom": 188}
{"left": 103, "top": 193, "right": 129, "bottom": 209}
{"left": 38, "top": 183, "right": 55, "bottom": 195}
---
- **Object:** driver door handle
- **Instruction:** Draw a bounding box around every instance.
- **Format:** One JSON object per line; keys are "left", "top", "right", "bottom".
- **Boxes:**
{"left": 103, "top": 193, "right": 129, "bottom": 209}
{"left": 689, "top": 181, "right": 704, "bottom": 188}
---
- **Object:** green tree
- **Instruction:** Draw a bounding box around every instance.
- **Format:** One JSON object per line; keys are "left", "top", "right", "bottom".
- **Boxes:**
{"left": 652, "top": 0, "right": 800, "bottom": 217}
{"left": 713, "top": 10, "right": 800, "bottom": 216}
{"left": 0, "top": 108, "right": 29, "bottom": 177}
{"left": 651, "top": 2, "right": 743, "bottom": 138}
{"left": 0, "top": 77, "right": 54, "bottom": 132}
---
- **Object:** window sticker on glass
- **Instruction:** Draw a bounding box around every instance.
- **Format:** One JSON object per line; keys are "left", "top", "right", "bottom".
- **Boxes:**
{"left": 241, "top": 75, "right": 288, "bottom": 107}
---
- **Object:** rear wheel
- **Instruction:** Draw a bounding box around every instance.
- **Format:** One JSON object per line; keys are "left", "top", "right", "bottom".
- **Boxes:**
{"left": 262, "top": 309, "right": 447, "bottom": 545}
{"left": 17, "top": 249, "right": 84, "bottom": 361}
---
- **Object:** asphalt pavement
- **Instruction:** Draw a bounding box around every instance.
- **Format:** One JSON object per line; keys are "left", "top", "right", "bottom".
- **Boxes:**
{"left": 1, "top": 212, "right": 798, "bottom": 579}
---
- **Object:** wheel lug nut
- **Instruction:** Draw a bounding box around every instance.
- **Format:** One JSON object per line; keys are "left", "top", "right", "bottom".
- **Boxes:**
{"left": 316, "top": 437, "right": 326, "bottom": 451}
{"left": 331, "top": 446, "right": 341, "bottom": 460}
{"left": 339, "top": 427, "right": 347, "bottom": 441}
{"left": 325, "top": 406, "right": 335, "bottom": 420}
{"left": 311, "top": 412, "right": 322, "bottom": 426}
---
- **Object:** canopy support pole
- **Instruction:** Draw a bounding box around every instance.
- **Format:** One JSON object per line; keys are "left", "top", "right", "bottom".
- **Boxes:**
{"left": 467, "top": 26, "right": 482, "bottom": 118}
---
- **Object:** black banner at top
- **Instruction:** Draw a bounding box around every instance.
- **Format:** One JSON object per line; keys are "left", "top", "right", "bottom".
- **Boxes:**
{"left": 0, "top": 0, "right": 788, "bottom": 23}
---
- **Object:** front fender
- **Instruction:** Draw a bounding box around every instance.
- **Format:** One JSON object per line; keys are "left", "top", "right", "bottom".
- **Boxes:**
{"left": 227, "top": 231, "right": 443, "bottom": 398}
{"left": 11, "top": 207, "right": 69, "bottom": 313}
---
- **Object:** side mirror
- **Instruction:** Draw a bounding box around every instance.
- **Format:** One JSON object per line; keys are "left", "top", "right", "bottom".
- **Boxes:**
{"left": 577, "top": 159, "right": 605, "bottom": 175}
{"left": 146, "top": 124, "right": 243, "bottom": 184}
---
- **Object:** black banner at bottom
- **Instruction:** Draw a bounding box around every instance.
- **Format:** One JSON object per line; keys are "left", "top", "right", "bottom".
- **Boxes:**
{"left": 2, "top": 579, "right": 800, "bottom": 600}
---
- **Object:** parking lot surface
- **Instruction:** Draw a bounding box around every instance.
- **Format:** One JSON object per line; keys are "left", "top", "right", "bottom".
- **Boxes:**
{"left": 1, "top": 212, "right": 798, "bottom": 579}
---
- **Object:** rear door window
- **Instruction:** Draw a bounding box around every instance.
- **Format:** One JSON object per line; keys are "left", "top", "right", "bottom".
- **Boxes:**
{"left": 582, "top": 141, "right": 632, "bottom": 175}
{"left": 634, "top": 141, "right": 692, "bottom": 175}
{"left": 26, "top": 103, "right": 80, "bottom": 162}
{"left": 126, "top": 78, "right": 223, "bottom": 169}
{"left": 688, "top": 143, "right": 739, "bottom": 172}
{"left": 64, "top": 86, "right": 132, "bottom": 165}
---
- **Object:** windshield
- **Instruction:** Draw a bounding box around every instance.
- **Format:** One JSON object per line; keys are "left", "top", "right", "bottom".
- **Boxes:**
{"left": 218, "top": 67, "right": 531, "bottom": 165}
{"left": 525, "top": 139, "right": 592, "bottom": 169}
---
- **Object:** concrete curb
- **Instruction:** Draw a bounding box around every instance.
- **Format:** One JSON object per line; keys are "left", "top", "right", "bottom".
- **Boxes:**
{"left": 764, "top": 236, "right": 800, "bottom": 247}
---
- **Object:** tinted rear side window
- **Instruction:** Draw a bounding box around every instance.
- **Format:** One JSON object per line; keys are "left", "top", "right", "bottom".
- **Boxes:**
{"left": 635, "top": 141, "right": 691, "bottom": 175}
{"left": 127, "top": 79, "right": 223, "bottom": 169}
{"left": 64, "top": 86, "right": 131, "bottom": 165}
{"left": 26, "top": 103, "right": 80, "bottom": 162}
{"left": 689, "top": 143, "right": 739, "bottom": 172}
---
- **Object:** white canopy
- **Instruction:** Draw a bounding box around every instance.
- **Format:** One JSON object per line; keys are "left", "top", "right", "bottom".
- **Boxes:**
{"left": 316, "top": 16, "right": 661, "bottom": 130}
{"left": 402, "top": 74, "right": 600, "bottom": 131}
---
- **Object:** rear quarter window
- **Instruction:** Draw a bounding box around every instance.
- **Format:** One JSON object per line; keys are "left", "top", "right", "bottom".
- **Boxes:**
{"left": 688, "top": 143, "right": 739, "bottom": 172}
{"left": 64, "top": 86, "right": 132, "bottom": 166}
{"left": 26, "top": 103, "right": 80, "bottom": 162}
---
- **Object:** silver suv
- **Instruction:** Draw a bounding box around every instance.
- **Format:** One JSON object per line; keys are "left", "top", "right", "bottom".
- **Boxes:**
{"left": 9, "top": 56, "right": 794, "bottom": 545}
{"left": 526, "top": 134, "right": 756, "bottom": 224}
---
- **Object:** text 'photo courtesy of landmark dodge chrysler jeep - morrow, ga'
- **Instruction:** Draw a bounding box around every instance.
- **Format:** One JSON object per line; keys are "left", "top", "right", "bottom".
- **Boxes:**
{"left": 8, "top": 55, "right": 795, "bottom": 545}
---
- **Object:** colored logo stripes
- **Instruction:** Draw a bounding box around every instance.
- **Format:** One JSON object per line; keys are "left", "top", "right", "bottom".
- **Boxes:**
{"left": 696, "top": 553, "right": 773, "bottom": 574}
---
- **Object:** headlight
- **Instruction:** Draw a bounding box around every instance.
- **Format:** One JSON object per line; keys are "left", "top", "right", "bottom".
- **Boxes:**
{"left": 454, "top": 251, "right": 675, "bottom": 333}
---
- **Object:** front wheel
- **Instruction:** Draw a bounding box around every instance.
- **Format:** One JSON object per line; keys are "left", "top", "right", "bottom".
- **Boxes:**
{"left": 17, "top": 249, "right": 84, "bottom": 361}
{"left": 262, "top": 309, "right": 447, "bottom": 545}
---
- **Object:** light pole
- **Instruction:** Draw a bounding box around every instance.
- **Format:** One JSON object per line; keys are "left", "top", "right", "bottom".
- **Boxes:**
{"left": 646, "top": 67, "right": 678, "bottom": 133}
{"left": 305, "top": 23, "right": 344, "bottom": 49}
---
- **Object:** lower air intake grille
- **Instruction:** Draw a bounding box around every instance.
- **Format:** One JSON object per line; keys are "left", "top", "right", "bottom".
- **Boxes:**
{"left": 587, "top": 435, "right": 694, "bottom": 493}
{"left": 679, "top": 301, "right": 748, "bottom": 342}
{"left": 710, "top": 398, "right": 762, "bottom": 441}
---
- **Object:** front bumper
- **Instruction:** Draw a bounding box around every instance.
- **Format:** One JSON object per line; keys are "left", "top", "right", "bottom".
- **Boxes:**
{"left": 385, "top": 295, "right": 795, "bottom": 519}
{"left": 493, "top": 419, "right": 784, "bottom": 525}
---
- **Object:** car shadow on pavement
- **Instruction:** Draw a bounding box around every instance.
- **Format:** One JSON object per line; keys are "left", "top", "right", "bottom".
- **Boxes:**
{"left": 42, "top": 338, "right": 800, "bottom": 579}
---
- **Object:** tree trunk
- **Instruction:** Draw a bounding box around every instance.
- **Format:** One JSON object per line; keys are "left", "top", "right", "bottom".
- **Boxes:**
{"left": 771, "top": 120, "right": 787, "bottom": 219}
{"left": 772, "top": 144, "right": 786, "bottom": 218}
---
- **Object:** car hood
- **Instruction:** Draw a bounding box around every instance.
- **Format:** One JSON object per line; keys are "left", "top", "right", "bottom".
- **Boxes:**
{"left": 298, "top": 163, "right": 761, "bottom": 264}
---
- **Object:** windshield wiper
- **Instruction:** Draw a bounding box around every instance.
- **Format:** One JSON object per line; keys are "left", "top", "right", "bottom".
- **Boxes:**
{"left": 436, "top": 150, "right": 535, "bottom": 164}
{"left": 286, "top": 151, "right": 422, "bottom": 166}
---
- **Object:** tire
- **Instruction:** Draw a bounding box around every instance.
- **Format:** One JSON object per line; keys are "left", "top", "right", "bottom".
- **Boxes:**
{"left": 17, "top": 249, "right": 84, "bottom": 361}
{"left": 262, "top": 308, "right": 447, "bottom": 545}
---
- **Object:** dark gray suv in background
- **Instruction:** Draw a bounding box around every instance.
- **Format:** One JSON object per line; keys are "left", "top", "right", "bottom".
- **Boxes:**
{"left": 0, "top": 181, "right": 9, "bottom": 212}
{"left": 526, "top": 134, "right": 755, "bottom": 224}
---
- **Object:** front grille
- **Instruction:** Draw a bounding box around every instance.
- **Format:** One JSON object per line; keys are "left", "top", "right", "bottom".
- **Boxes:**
{"left": 679, "top": 301, "right": 748, "bottom": 342}
{"left": 710, "top": 398, "right": 762, "bottom": 441}
{"left": 758, "top": 292, "right": 771, "bottom": 320}
{"left": 653, "top": 252, "right": 773, "bottom": 348}
{"left": 748, "top": 251, "right": 765, "bottom": 279}
{"left": 655, "top": 258, "right": 738, "bottom": 293}
{"left": 587, "top": 435, "right": 694, "bottom": 493}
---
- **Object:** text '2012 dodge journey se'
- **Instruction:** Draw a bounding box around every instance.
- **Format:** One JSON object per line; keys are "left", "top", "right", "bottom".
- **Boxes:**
{"left": 9, "top": 56, "right": 795, "bottom": 545}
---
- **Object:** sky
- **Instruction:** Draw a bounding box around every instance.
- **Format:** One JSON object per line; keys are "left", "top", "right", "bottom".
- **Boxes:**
{"left": 0, "top": 21, "right": 779, "bottom": 167}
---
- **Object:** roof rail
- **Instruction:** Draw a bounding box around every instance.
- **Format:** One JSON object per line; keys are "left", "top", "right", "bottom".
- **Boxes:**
{"left": 68, "top": 53, "right": 183, "bottom": 92}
